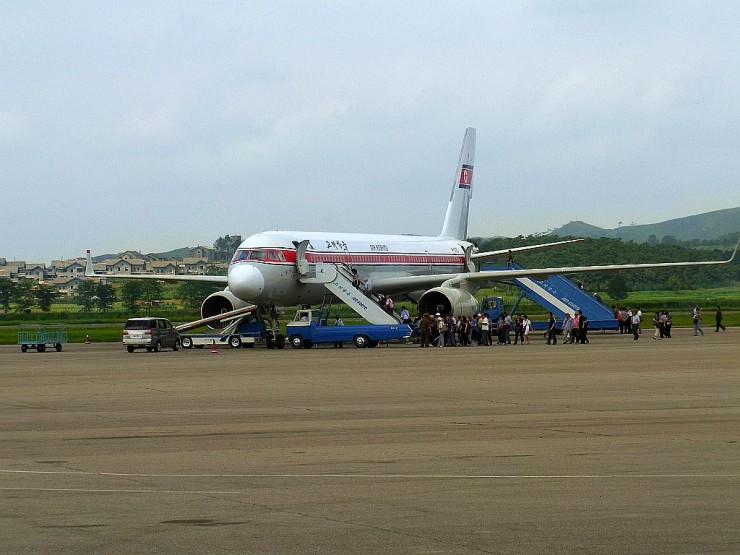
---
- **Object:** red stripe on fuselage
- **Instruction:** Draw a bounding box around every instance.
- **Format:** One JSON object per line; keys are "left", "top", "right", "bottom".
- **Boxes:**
{"left": 231, "top": 249, "right": 465, "bottom": 266}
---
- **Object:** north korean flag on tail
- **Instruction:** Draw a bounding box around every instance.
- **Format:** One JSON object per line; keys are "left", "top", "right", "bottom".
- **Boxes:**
{"left": 459, "top": 164, "right": 473, "bottom": 188}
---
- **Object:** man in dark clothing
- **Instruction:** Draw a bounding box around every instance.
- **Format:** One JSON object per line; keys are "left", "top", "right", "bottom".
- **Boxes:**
{"left": 715, "top": 306, "right": 726, "bottom": 332}
{"left": 419, "top": 314, "right": 431, "bottom": 347}
{"left": 546, "top": 312, "right": 557, "bottom": 345}
{"left": 577, "top": 311, "right": 589, "bottom": 344}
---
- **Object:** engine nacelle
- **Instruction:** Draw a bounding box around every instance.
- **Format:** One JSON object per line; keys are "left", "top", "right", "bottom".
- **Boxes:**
{"left": 417, "top": 287, "right": 479, "bottom": 317}
{"left": 201, "top": 289, "right": 251, "bottom": 320}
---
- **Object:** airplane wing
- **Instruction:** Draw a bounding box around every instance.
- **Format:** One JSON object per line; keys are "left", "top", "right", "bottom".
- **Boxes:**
{"left": 470, "top": 238, "right": 584, "bottom": 263}
{"left": 371, "top": 241, "right": 738, "bottom": 295}
{"left": 84, "top": 251, "right": 228, "bottom": 285}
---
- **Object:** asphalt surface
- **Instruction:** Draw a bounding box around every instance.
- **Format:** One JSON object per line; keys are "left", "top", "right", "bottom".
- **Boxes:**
{"left": 1, "top": 329, "right": 738, "bottom": 553}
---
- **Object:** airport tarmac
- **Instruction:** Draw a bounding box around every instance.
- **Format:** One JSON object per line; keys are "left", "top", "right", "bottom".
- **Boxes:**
{"left": 0, "top": 330, "right": 738, "bottom": 553}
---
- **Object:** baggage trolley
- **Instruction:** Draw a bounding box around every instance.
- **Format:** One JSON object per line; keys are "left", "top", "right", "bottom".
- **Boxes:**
{"left": 17, "top": 323, "right": 68, "bottom": 352}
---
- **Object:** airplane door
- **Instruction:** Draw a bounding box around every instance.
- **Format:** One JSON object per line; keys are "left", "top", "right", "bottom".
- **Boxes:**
{"left": 464, "top": 244, "right": 476, "bottom": 272}
{"left": 296, "top": 240, "right": 310, "bottom": 276}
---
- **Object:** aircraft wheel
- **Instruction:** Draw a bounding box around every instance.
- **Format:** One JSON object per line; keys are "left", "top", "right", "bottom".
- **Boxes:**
{"left": 127, "top": 346, "right": 135, "bottom": 353}
{"left": 229, "top": 335, "right": 242, "bottom": 348}
{"left": 181, "top": 337, "right": 193, "bottom": 349}
{"left": 353, "top": 335, "right": 369, "bottom": 348}
{"left": 276, "top": 334, "right": 286, "bottom": 349}
{"left": 290, "top": 335, "right": 303, "bottom": 349}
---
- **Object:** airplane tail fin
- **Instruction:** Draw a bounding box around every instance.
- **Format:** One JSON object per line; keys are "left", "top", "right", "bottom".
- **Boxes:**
{"left": 440, "top": 127, "right": 476, "bottom": 240}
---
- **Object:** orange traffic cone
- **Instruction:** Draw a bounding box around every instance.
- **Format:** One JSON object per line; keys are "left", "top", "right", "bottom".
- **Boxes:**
{"left": 210, "top": 339, "right": 218, "bottom": 353}
{"left": 84, "top": 334, "right": 91, "bottom": 344}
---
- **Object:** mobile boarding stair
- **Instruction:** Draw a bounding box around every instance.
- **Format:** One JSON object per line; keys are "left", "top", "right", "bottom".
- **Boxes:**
{"left": 481, "top": 262, "right": 618, "bottom": 331}
{"left": 174, "top": 304, "right": 258, "bottom": 333}
{"left": 294, "top": 241, "right": 401, "bottom": 324}
{"left": 174, "top": 304, "right": 285, "bottom": 349}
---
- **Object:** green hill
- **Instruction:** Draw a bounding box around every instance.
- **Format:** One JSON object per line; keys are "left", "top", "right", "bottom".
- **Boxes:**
{"left": 553, "top": 207, "right": 740, "bottom": 243}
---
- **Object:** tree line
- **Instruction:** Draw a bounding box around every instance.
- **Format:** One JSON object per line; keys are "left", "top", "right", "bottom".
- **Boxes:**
{"left": 0, "top": 278, "right": 222, "bottom": 316}
{"left": 471, "top": 235, "right": 738, "bottom": 299}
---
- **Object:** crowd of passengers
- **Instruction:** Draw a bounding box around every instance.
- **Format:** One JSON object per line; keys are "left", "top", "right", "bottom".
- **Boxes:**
{"left": 614, "top": 306, "right": 675, "bottom": 339}
{"left": 413, "top": 311, "right": 591, "bottom": 348}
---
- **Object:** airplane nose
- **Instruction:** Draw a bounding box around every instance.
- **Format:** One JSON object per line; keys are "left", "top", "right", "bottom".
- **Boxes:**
{"left": 228, "top": 264, "right": 265, "bottom": 301}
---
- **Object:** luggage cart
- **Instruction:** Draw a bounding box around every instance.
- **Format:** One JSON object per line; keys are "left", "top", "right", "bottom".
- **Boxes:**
{"left": 17, "top": 324, "right": 68, "bottom": 352}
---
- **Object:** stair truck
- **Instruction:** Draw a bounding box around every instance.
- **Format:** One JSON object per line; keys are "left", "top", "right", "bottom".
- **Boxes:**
{"left": 286, "top": 307, "right": 412, "bottom": 349}
{"left": 479, "top": 263, "right": 618, "bottom": 332}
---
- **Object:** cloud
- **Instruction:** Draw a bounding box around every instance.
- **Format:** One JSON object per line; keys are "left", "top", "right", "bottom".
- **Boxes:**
{"left": 1, "top": 2, "right": 739, "bottom": 261}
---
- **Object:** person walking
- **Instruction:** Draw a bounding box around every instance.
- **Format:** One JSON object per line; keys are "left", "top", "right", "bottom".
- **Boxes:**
{"left": 693, "top": 305, "right": 704, "bottom": 336}
{"left": 577, "top": 311, "right": 589, "bottom": 344}
{"left": 631, "top": 310, "right": 641, "bottom": 340}
{"left": 572, "top": 312, "right": 580, "bottom": 345}
{"left": 479, "top": 314, "right": 490, "bottom": 346}
{"left": 652, "top": 311, "right": 662, "bottom": 340}
{"left": 419, "top": 314, "right": 431, "bottom": 347}
{"left": 513, "top": 315, "right": 524, "bottom": 345}
{"left": 333, "top": 315, "right": 344, "bottom": 348}
{"left": 562, "top": 313, "right": 573, "bottom": 344}
{"left": 546, "top": 312, "right": 557, "bottom": 345}
{"left": 458, "top": 316, "right": 470, "bottom": 346}
{"left": 715, "top": 305, "right": 726, "bottom": 332}
{"left": 664, "top": 311, "right": 672, "bottom": 338}
{"left": 436, "top": 314, "right": 446, "bottom": 347}
{"left": 522, "top": 315, "right": 532, "bottom": 345}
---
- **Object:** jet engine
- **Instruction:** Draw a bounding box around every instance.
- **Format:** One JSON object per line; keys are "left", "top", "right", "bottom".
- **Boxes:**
{"left": 201, "top": 289, "right": 252, "bottom": 320}
{"left": 417, "top": 287, "right": 479, "bottom": 317}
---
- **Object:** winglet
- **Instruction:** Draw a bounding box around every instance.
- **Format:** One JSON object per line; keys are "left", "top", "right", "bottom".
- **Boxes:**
{"left": 84, "top": 249, "right": 97, "bottom": 277}
{"left": 728, "top": 238, "right": 739, "bottom": 263}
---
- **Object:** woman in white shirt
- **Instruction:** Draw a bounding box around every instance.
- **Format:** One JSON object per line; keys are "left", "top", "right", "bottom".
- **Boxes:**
{"left": 522, "top": 315, "right": 532, "bottom": 345}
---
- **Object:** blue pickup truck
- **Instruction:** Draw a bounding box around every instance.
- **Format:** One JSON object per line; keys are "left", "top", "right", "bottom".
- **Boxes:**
{"left": 286, "top": 309, "right": 412, "bottom": 349}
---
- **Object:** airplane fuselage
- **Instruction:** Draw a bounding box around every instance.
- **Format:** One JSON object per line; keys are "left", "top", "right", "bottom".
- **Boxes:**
{"left": 227, "top": 231, "right": 471, "bottom": 305}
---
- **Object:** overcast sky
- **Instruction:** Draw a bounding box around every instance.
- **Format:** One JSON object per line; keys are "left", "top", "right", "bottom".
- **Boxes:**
{"left": 2, "top": 1, "right": 739, "bottom": 262}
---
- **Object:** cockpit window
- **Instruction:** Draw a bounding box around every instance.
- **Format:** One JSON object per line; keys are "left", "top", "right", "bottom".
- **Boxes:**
{"left": 232, "top": 249, "right": 269, "bottom": 262}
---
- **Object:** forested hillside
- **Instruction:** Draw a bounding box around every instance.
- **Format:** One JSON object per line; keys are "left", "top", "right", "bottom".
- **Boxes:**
{"left": 551, "top": 207, "right": 740, "bottom": 242}
{"left": 470, "top": 236, "right": 739, "bottom": 292}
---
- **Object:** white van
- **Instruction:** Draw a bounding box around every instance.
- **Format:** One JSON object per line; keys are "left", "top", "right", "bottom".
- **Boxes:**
{"left": 123, "top": 318, "right": 180, "bottom": 353}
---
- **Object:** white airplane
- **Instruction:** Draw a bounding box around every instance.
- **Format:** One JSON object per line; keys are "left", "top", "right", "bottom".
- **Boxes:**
{"left": 86, "top": 127, "right": 737, "bottom": 325}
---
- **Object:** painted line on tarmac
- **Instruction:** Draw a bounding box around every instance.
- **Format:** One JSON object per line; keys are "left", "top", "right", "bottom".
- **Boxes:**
{"left": 1, "top": 469, "right": 737, "bottom": 479}
{"left": 0, "top": 487, "right": 243, "bottom": 494}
